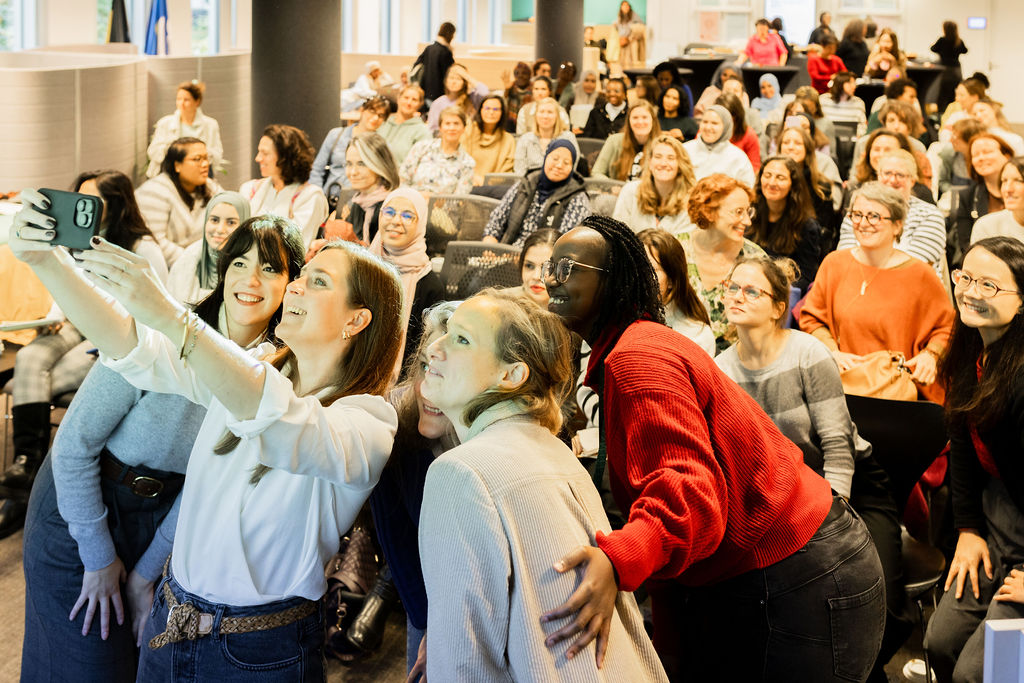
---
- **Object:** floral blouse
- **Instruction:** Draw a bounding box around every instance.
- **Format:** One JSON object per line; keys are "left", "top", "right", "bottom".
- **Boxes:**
{"left": 676, "top": 231, "right": 766, "bottom": 353}
{"left": 399, "top": 138, "right": 475, "bottom": 195}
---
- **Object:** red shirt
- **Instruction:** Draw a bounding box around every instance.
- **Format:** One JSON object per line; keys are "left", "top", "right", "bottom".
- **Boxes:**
{"left": 807, "top": 53, "right": 847, "bottom": 94}
{"left": 744, "top": 33, "right": 787, "bottom": 66}
{"left": 731, "top": 126, "right": 761, "bottom": 171}
{"left": 588, "top": 320, "right": 832, "bottom": 591}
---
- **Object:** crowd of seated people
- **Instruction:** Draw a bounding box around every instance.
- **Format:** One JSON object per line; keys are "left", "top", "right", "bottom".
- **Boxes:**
{"left": 6, "top": 17, "right": 1024, "bottom": 683}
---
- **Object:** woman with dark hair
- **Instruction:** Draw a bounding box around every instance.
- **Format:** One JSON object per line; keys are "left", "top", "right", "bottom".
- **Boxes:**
{"left": 11, "top": 191, "right": 406, "bottom": 680}
{"left": 19, "top": 217, "right": 303, "bottom": 681}
{"left": 637, "top": 228, "right": 715, "bottom": 355}
{"left": 146, "top": 80, "right": 223, "bottom": 179}
{"left": 924, "top": 237, "right": 1024, "bottom": 683}
{"left": 241, "top": 123, "right": 329, "bottom": 248}
{"left": 310, "top": 95, "right": 391, "bottom": 204}
{"left": 426, "top": 63, "right": 489, "bottom": 133}
{"left": 652, "top": 62, "right": 693, "bottom": 117}
{"left": 0, "top": 171, "right": 167, "bottom": 540}
{"left": 419, "top": 289, "right": 666, "bottom": 681}
{"left": 820, "top": 71, "right": 868, "bottom": 135}
{"left": 657, "top": 85, "right": 697, "bottom": 141}
{"left": 948, "top": 133, "right": 1016, "bottom": 265}
{"left": 136, "top": 137, "right": 221, "bottom": 267}
{"left": 717, "top": 93, "right": 760, "bottom": 172}
{"left": 940, "top": 75, "right": 987, "bottom": 130}
{"left": 931, "top": 21, "right": 968, "bottom": 112}
{"left": 539, "top": 214, "right": 884, "bottom": 682}
{"left": 502, "top": 61, "right": 533, "bottom": 131}
{"left": 484, "top": 139, "right": 590, "bottom": 247}
{"left": 629, "top": 74, "right": 661, "bottom": 109}
{"left": 850, "top": 128, "right": 933, "bottom": 205}
{"left": 167, "top": 191, "right": 251, "bottom": 305}
{"left": 971, "top": 159, "right": 1024, "bottom": 244}
{"left": 836, "top": 19, "right": 869, "bottom": 76}
{"left": 865, "top": 28, "right": 906, "bottom": 80}
{"left": 749, "top": 156, "right": 822, "bottom": 291}
{"left": 461, "top": 94, "right": 516, "bottom": 185}
{"left": 554, "top": 61, "right": 578, "bottom": 108}
{"left": 736, "top": 18, "right": 788, "bottom": 67}
{"left": 519, "top": 228, "right": 559, "bottom": 308}
{"left": 777, "top": 126, "right": 842, "bottom": 241}
{"left": 613, "top": 134, "right": 696, "bottom": 233}
{"left": 592, "top": 100, "right": 661, "bottom": 181}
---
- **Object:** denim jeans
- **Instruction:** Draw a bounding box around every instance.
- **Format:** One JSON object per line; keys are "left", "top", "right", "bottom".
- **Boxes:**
{"left": 137, "top": 573, "right": 326, "bottom": 682}
{"left": 657, "top": 496, "right": 886, "bottom": 682}
{"left": 21, "top": 454, "right": 181, "bottom": 683}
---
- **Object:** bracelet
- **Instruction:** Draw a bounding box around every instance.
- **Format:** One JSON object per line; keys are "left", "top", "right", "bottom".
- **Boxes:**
{"left": 178, "top": 310, "right": 193, "bottom": 360}
{"left": 182, "top": 318, "right": 206, "bottom": 364}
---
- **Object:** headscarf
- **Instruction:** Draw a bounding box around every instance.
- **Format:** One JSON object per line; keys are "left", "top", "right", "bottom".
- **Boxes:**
{"left": 699, "top": 105, "right": 734, "bottom": 151}
{"left": 365, "top": 60, "right": 381, "bottom": 74}
{"left": 536, "top": 139, "right": 578, "bottom": 203}
{"left": 369, "top": 187, "right": 432, "bottom": 370}
{"left": 574, "top": 70, "right": 600, "bottom": 107}
{"left": 751, "top": 74, "right": 782, "bottom": 113}
{"left": 196, "top": 191, "right": 250, "bottom": 290}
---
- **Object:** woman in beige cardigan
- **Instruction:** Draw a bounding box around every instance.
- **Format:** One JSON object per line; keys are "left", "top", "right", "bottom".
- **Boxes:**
{"left": 461, "top": 94, "right": 516, "bottom": 186}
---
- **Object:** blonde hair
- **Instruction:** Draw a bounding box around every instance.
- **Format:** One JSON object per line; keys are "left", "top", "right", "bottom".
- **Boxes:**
{"left": 636, "top": 134, "right": 696, "bottom": 217}
{"left": 533, "top": 97, "right": 567, "bottom": 137}
{"left": 461, "top": 289, "right": 574, "bottom": 435}
{"left": 348, "top": 132, "right": 400, "bottom": 190}
{"left": 880, "top": 148, "right": 919, "bottom": 181}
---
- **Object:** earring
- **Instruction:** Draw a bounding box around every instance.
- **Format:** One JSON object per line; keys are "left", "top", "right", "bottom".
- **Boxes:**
{"left": 343, "top": 331, "right": 350, "bottom": 340}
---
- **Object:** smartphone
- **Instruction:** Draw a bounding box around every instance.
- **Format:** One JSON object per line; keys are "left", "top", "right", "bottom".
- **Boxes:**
{"left": 784, "top": 115, "right": 805, "bottom": 130}
{"left": 37, "top": 188, "right": 102, "bottom": 250}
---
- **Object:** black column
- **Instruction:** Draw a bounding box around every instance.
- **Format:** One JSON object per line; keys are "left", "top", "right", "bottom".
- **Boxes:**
{"left": 535, "top": 0, "right": 583, "bottom": 74}
{"left": 251, "top": 0, "right": 341, "bottom": 175}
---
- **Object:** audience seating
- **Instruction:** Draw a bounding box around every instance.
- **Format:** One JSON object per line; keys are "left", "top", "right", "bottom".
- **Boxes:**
{"left": 424, "top": 194, "right": 500, "bottom": 257}
{"left": 483, "top": 173, "right": 520, "bottom": 188}
{"left": 833, "top": 120, "right": 859, "bottom": 183}
{"left": 438, "top": 241, "right": 521, "bottom": 299}
{"left": 576, "top": 138, "right": 606, "bottom": 175}
{"left": 902, "top": 528, "right": 945, "bottom": 683}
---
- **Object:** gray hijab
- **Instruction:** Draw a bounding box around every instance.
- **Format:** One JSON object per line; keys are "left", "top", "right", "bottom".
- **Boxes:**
{"left": 700, "top": 105, "right": 734, "bottom": 151}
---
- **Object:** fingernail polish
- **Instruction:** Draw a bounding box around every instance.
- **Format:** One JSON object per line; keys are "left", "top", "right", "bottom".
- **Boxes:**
{"left": 46, "top": 231, "right": 55, "bottom": 239}
{"left": 91, "top": 236, "right": 101, "bottom": 245}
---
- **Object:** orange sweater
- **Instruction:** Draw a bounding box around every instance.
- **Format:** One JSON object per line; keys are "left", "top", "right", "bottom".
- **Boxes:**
{"left": 799, "top": 249, "right": 954, "bottom": 402}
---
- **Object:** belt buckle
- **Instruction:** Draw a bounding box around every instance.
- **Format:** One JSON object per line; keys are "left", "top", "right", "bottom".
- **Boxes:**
{"left": 198, "top": 613, "right": 213, "bottom": 635}
{"left": 130, "top": 476, "right": 163, "bottom": 498}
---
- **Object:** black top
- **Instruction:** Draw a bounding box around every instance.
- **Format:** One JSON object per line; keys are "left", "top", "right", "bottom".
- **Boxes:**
{"left": 947, "top": 181, "right": 991, "bottom": 268}
{"left": 658, "top": 115, "right": 699, "bottom": 141}
{"left": 413, "top": 41, "right": 455, "bottom": 102}
{"left": 930, "top": 37, "right": 968, "bottom": 68}
{"left": 581, "top": 105, "right": 627, "bottom": 140}
{"left": 403, "top": 271, "right": 446, "bottom": 374}
{"left": 836, "top": 40, "right": 870, "bottom": 77}
{"left": 758, "top": 217, "right": 822, "bottom": 293}
{"left": 808, "top": 25, "right": 834, "bottom": 46}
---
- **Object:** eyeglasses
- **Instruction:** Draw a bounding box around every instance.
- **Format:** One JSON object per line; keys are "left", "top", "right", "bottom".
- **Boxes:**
{"left": 185, "top": 155, "right": 209, "bottom": 164}
{"left": 722, "top": 280, "right": 772, "bottom": 301}
{"left": 541, "top": 257, "right": 607, "bottom": 284}
{"left": 879, "top": 169, "right": 913, "bottom": 182}
{"left": 381, "top": 206, "right": 417, "bottom": 223}
{"left": 848, "top": 210, "right": 891, "bottom": 226}
{"left": 726, "top": 206, "right": 756, "bottom": 220}
{"left": 951, "top": 269, "right": 1020, "bottom": 298}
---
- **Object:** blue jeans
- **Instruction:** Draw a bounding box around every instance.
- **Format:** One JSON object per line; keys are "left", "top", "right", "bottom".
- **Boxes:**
{"left": 21, "top": 454, "right": 181, "bottom": 683}
{"left": 659, "top": 496, "right": 886, "bottom": 682}
{"left": 137, "top": 573, "right": 326, "bottom": 682}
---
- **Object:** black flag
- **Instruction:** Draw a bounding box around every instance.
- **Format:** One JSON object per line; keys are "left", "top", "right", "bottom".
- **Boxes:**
{"left": 107, "top": 0, "right": 131, "bottom": 43}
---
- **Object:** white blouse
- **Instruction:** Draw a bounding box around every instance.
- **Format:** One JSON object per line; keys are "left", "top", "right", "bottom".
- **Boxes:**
{"left": 103, "top": 326, "right": 397, "bottom": 605}
{"left": 240, "top": 178, "right": 329, "bottom": 248}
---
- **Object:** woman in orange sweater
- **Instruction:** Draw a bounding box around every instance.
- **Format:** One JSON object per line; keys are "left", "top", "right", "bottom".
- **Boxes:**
{"left": 800, "top": 181, "right": 954, "bottom": 402}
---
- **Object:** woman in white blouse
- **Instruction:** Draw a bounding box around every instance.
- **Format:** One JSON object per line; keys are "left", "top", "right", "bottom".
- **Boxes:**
{"left": 135, "top": 137, "right": 222, "bottom": 268}
{"left": 240, "top": 124, "right": 329, "bottom": 248}
{"left": 146, "top": 80, "right": 224, "bottom": 179}
{"left": 10, "top": 195, "right": 405, "bottom": 681}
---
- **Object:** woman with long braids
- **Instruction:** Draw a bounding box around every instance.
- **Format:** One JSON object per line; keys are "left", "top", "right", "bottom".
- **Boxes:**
{"left": 539, "top": 214, "right": 885, "bottom": 682}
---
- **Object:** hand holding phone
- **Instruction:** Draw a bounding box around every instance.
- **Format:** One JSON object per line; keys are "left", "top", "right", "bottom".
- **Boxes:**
{"left": 37, "top": 189, "right": 103, "bottom": 250}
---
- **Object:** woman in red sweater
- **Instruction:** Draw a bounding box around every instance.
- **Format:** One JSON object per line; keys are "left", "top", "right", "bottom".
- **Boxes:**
{"left": 717, "top": 92, "right": 761, "bottom": 172}
{"left": 540, "top": 214, "right": 885, "bottom": 682}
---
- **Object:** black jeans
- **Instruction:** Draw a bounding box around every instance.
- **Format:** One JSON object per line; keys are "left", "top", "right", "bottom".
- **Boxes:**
{"left": 662, "top": 497, "right": 886, "bottom": 682}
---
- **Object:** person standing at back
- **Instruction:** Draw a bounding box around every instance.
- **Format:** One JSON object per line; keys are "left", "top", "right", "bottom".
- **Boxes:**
{"left": 412, "top": 22, "right": 456, "bottom": 106}
{"left": 808, "top": 12, "right": 834, "bottom": 46}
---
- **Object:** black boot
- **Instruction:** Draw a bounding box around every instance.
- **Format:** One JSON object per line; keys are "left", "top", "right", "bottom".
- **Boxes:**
{"left": 0, "top": 403, "right": 51, "bottom": 537}
{"left": 346, "top": 564, "right": 399, "bottom": 654}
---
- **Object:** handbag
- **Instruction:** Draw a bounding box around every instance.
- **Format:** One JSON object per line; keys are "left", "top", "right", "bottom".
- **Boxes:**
{"left": 323, "top": 525, "right": 380, "bottom": 662}
{"left": 839, "top": 350, "right": 918, "bottom": 401}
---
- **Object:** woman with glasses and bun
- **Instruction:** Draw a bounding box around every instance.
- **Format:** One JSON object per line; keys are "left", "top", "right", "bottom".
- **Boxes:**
{"left": 538, "top": 214, "right": 885, "bottom": 682}
{"left": 925, "top": 237, "right": 1024, "bottom": 683}
{"left": 800, "top": 181, "right": 954, "bottom": 402}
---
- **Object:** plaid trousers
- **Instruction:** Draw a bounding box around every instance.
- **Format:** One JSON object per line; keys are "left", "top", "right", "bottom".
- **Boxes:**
{"left": 11, "top": 324, "right": 95, "bottom": 406}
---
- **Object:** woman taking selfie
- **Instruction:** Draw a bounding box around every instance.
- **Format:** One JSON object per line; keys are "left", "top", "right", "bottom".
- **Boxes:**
{"left": 20, "top": 217, "right": 304, "bottom": 681}
{"left": 418, "top": 289, "right": 668, "bottom": 681}
{"left": 10, "top": 193, "right": 404, "bottom": 681}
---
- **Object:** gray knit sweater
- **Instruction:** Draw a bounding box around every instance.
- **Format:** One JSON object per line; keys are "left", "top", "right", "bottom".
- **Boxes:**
{"left": 715, "top": 331, "right": 862, "bottom": 497}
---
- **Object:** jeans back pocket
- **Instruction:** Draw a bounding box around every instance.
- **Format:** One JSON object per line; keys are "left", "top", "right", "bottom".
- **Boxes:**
{"left": 828, "top": 576, "right": 885, "bottom": 681}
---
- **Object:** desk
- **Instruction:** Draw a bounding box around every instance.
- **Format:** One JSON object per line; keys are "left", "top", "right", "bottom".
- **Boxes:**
{"left": 669, "top": 55, "right": 728, "bottom": 96}
{"left": 741, "top": 66, "right": 800, "bottom": 100}
{"left": 905, "top": 64, "right": 945, "bottom": 105}
{"left": 855, "top": 81, "right": 886, "bottom": 116}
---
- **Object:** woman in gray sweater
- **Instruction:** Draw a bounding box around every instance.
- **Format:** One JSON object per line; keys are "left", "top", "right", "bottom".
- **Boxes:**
{"left": 20, "top": 217, "right": 304, "bottom": 681}
{"left": 418, "top": 289, "right": 667, "bottom": 681}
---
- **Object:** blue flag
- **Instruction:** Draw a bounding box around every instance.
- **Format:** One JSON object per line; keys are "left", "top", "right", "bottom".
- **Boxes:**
{"left": 144, "top": 0, "right": 169, "bottom": 55}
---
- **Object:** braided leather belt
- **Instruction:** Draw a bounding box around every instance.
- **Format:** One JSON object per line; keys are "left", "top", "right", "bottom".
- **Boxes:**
{"left": 149, "top": 581, "right": 317, "bottom": 650}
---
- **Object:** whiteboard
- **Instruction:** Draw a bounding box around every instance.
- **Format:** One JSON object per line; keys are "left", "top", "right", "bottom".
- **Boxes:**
{"left": 764, "top": 0, "right": 815, "bottom": 48}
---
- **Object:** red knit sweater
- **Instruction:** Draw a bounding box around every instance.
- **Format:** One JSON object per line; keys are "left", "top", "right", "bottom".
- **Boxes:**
{"left": 589, "top": 320, "right": 832, "bottom": 591}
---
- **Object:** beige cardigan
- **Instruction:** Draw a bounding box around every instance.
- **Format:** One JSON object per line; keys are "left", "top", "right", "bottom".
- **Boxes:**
{"left": 420, "top": 404, "right": 668, "bottom": 682}
{"left": 462, "top": 124, "right": 516, "bottom": 182}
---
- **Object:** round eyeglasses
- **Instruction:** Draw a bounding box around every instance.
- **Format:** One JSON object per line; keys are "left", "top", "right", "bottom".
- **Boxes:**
{"left": 951, "top": 269, "right": 1021, "bottom": 298}
{"left": 541, "top": 257, "right": 607, "bottom": 284}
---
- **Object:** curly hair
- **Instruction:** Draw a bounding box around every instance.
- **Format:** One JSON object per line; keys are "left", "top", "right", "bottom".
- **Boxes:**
{"left": 177, "top": 80, "right": 205, "bottom": 103}
{"left": 261, "top": 124, "right": 315, "bottom": 185}
{"left": 687, "top": 173, "right": 755, "bottom": 230}
{"left": 879, "top": 99, "right": 925, "bottom": 138}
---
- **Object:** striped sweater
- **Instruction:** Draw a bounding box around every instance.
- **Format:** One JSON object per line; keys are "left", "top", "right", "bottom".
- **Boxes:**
{"left": 838, "top": 194, "right": 947, "bottom": 276}
{"left": 135, "top": 174, "right": 220, "bottom": 267}
{"left": 715, "top": 331, "right": 860, "bottom": 497}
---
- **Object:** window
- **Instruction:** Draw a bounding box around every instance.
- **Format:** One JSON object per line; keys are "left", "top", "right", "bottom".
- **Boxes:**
{"left": 0, "top": 0, "right": 19, "bottom": 51}
{"left": 97, "top": 0, "right": 113, "bottom": 43}
{"left": 192, "top": 0, "right": 218, "bottom": 55}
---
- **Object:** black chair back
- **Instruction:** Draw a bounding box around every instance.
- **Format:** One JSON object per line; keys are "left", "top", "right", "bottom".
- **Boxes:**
{"left": 439, "top": 241, "right": 522, "bottom": 299}
{"left": 845, "top": 395, "right": 947, "bottom": 514}
{"left": 577, "top": 137, "right": 606, "bottom": 174}
{"left": 424, "top": 194, "right": 501, "bottom": 257}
